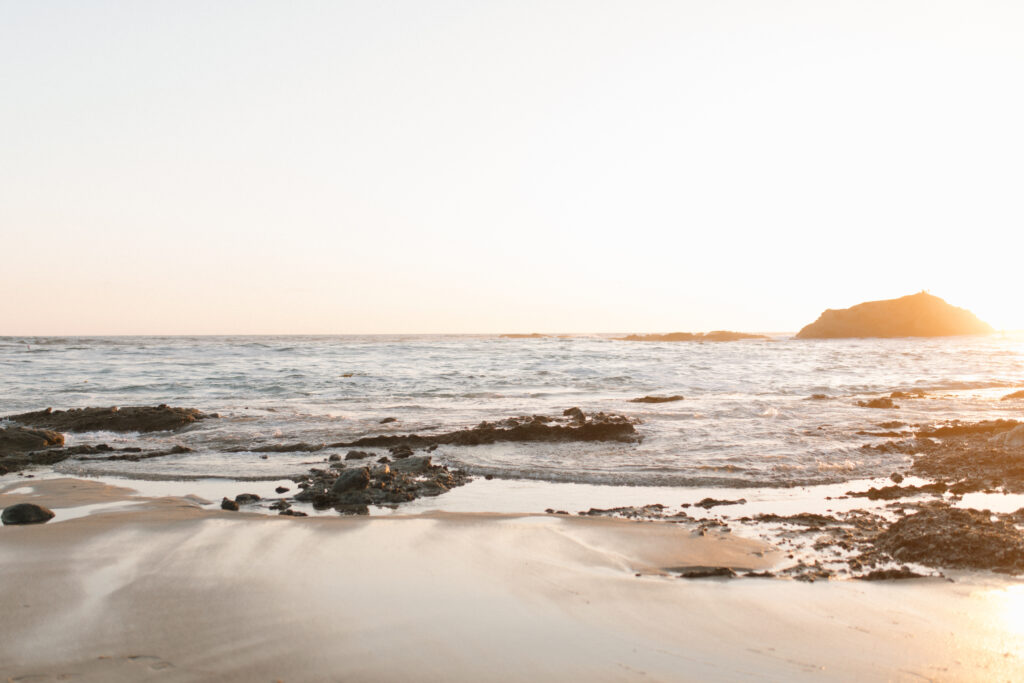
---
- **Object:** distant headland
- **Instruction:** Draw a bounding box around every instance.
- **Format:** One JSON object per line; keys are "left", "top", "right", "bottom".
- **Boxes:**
{"left": 796, "top": 292, "right": 994, "bottom": 339}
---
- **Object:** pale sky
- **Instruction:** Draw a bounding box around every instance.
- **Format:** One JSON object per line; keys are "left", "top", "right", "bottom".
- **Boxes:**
{"left": 2, "top": 1, "right": 1023, "bottom": 335}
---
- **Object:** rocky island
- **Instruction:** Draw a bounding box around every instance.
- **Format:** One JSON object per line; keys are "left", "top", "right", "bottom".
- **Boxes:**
{"left": 795, "top": 292, "right": 993, "bottom": 339}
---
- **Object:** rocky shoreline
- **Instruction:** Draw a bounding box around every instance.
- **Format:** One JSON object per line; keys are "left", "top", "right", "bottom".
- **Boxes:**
{"left": 3, "top": 402, "right": 1024, "bottom": 583}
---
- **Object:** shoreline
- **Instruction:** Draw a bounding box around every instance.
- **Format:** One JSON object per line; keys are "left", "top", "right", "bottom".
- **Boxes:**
{"left": 1, "top": 477, "right": 1022, "bottom": 681}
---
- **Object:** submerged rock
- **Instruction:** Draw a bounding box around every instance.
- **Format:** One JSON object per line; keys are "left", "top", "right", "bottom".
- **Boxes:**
{"left": 5, "top": 405, "right": 213, "bottom": 433}
{"left": 795, "top": 292, "right": 993, "bottom": 339}
{"left": 220, "top": 498, "right": 239, "bottom": 511}
{"left": 1, "top": 502, "right": 55, "bottom": 525}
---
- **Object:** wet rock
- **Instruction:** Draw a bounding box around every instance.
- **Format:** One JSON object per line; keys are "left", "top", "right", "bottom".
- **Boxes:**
{"left": 1, "top": 502, "right": 55, "bottom": 525}
{"left": 872, "top": 507, "right": 1024, "bottom": 573}
{"left": 345, "top": 450, "right": 372, "bottom": 460}
{"left": 275, "top": 486, "right": 289, "bottom": 494}
{"left": 808, "top": 394, "right": 830, "bottom": 400}
{"left": 890, "top": 472, "right": 904, "bottom": 484}
{"left": 220, "top": 497, "right": 239, "bottom": 511}
{"left": 328, "top": 453, "right": 341, "bottom": 462}
{"left": 379, "top": 417, "right": 398, "bottom": 424}
{"left": 858, "top": 397, "right": 898, "bottom": 409}
{"left": 562, "top": 407, "right": 586, "bottom": 421}
{"left": 846, "top": 483, "right": 947, "bottom": 500}
{"left": 279, "top": 509, "right": 308, "bottom": 517}
{"left": 269, "top": 499, "right": 291, "bottom": 510}
{"left": 795, "top": 292, "right": 993, "bottom": 339}
{"left": 581, "top": 504, "right": 667, "bottom": 519}
{"left": 753, "top": 513, "right": 836, "bottom": 528}
{"left": 235, "top": 493, "right": 261, "bottom": 505}
{"left": 1001, "top": 390, "right": 1024, "bottom": 401}
{"left": 331, "top": 467, "right": 371, "bottom": 494}
{"left": 855, "top": 567, "right": 929, "bottom": 581}
{"left": 890, "top": 390, "right": 927, "bottom": 399}
{"left": 5, "top": 405, "right": 213, "bottom": 433}
{"left": 389, "top": 445, "right": 414, "bottom": 459}
{"left": 0, "top": 426, "right": 64, "bottom": 454}
{"left": 694, "top": 497, "right": 746, "bottom": 509}
{"left": 671, "top": 566, "right": 737, "bottom": 578}
{"left": 629, "top": 395, "right": 684, "bottom": 403}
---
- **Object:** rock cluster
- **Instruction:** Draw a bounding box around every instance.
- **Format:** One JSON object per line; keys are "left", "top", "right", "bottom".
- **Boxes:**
{"left": 4, "top": 405, "right": 214, "bottom": 433}
{"left": 292, "top": 455, "right": 469, "bottom": 515}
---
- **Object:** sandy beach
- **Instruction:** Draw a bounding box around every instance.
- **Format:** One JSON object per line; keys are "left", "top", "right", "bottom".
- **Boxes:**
{"left": 2, "top": 478, "right": 1022, "bottom": 682}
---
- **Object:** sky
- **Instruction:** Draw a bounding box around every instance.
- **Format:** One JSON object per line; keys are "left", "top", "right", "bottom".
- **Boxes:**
{"left": 2, "top": 1, "right": 1023, "bottom": 335}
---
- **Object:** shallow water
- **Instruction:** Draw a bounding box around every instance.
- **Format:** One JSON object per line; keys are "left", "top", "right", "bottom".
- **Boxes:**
{"left": 1, "top": 333, "right": 1022, "bottom": 487}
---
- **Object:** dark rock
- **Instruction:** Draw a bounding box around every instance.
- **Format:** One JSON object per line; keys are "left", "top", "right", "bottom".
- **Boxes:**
{"left": 671, "top": 566, "right": 737, "bottom": 578}
{"left": 269, "top": 499, "right": 291, "bottom": 510}
{"left": 1001, "top": 390, "right": 1024, "bottom": 401}
{"left": 331, "top": 467, "right": 371, "bottom": 494}
{"left": 872, "top": 507, "right": 1024, "bottom": 572}
{"left": 328, "top": 453, "right": 341, "bottom": 462}
{"left": 795, "top": 292, "right": 993, "bottom": 339}
{"left": 345, "top": 450, "right": 372, "bottom": 460}
{"left": 5, "top": 405, "right": 212, "bottom": 433}
{"left": 562, "top": 407, "right": 586, "bottom": 421}
{"left": 856, "top": 567, "right": 928, "bottom": 581}
{"left": 629, "top": 395, "right": 684, "bottom": 403}
{"left": 694, "top": 497, "right": 747, "bottom": 509}
{"left": 235, "top": 493, "right": 261, "bottom": 505}
{"left": 808, "top": 394, "right": 829, "bottom": 400}
{"left": 890, "top": 472, "right": 904, "bottom": 484}
{"left": 0, "top": 426, "right": 64, "bottom": 454}
{"left": 279, "top": 509, "right": 308, "bottom": 517}
{"left": 389, "top": 445, "right": 414, "bottom": 459}
{"left": 847, "top": 483, "right": 947, "bottom": 500}
{"left": 220, "top": 497, "right": 239, "bottom": 511}
{"left": 1, "top": 502, "right": 55, "bottom": 525}
{"left": 275, "top": 486, "right": 289, "bottom": 494}
{"left": 379, "top": 417, "right": 398, "bottom": 424}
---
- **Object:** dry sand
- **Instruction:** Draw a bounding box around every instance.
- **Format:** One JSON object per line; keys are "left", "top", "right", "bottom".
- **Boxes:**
{"left": 1, "top": 479, "right": 1022, "bottom": 682}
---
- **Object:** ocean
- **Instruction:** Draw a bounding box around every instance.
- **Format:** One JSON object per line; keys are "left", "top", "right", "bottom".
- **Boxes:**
{"left": 1, "top": 334, "right": 1022, "bottom": 489}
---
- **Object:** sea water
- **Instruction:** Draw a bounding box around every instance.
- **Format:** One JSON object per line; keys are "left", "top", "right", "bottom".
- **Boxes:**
{"left": 1, "top": 334, "right": 1022, "bottom": 488}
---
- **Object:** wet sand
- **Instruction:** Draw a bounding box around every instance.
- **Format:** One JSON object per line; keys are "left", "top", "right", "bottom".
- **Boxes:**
{"left": 1, "top": 479, "right": 1023, "bottom": 681}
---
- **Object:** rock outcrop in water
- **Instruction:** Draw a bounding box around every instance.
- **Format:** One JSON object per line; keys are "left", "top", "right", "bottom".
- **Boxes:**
{"left": 615, "top": 331, "right": 767, "bottom": 342}
{"left": 795, "top": 292, "right": 993, "bottom": 339}
{"left": 4, "top": 405, "right": 214, "bottom": 433}
{"left": 0, "top": 426, "right": 64, "bottom": 454}
{"left": 331, "top": 410, "right": 641, "bottom": 449}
